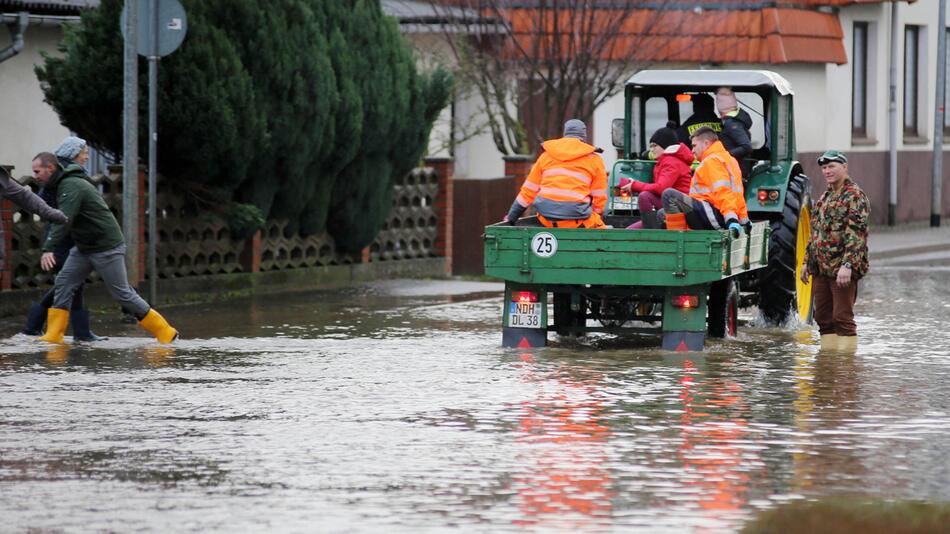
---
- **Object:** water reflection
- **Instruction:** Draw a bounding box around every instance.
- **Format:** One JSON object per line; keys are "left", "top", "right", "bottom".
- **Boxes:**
{"left": 512, "top": 352, "right": 612, "bottom": 531}
{"left": 677, "top": 357, "right": 752, "bottom": 515}
{"left": 0, "top": 275, "right": 948, "bottom": 532}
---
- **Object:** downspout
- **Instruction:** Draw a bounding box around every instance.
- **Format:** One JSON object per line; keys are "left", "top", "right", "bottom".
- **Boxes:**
{"left": 888, "top": 0, "right": 899, "bottom": 226}
{"left": 0, "top": 11, "right": 28, "bottom": 64}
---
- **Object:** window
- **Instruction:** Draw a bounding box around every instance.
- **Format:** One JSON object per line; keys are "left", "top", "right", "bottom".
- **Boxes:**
{"left": 642, "top": 92, "right": 766, "bottom": 152}
{"left": 853, "top": 22, "right": 869, "bottom": 137}
{"left": 904, "top": 25, "right": 920, "bottom": 136}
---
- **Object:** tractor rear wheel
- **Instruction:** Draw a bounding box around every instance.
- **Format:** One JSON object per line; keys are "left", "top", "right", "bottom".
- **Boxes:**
{"left": 708, "top": 278, "right": 738, "bottom": 338}
{"left": 758, "top": 173, "right": 814, "bottom": 325}
{"left": 553, "top": 292, "right": 586, "bottom": 336}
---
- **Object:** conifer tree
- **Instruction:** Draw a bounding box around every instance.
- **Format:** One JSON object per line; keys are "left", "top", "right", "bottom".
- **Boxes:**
{"left": 36, "top": 0, "right": 452, "bottom": 250}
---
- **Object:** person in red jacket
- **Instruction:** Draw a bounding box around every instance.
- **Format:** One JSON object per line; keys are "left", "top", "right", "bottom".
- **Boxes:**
{"left": 620, "top": 122, "right": 693, "bottom": 229}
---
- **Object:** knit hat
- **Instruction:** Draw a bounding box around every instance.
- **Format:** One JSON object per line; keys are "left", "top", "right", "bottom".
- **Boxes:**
{"left": 54, "top": 136, "right": 87, "bottom": 162}
{"left": 649, "top": 121, "right": 679, "bottom": 149}
{"left": 562, "top": 119, "right": 587, "bottom": 142}
{"left": 716, "top": 88, "right": 738, "bottom": 115}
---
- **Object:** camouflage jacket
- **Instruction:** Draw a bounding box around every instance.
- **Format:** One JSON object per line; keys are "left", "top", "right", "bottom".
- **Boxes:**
{"left": 805, "top": 177, "right": 870, "bottom": 279}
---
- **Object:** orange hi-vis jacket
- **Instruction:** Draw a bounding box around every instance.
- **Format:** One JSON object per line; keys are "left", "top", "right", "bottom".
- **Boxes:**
{"left": 691, "top": 140, "right": 749, "bottom": 224}
{"left": 510, "top": 137, "right": 608, "bottom": 222}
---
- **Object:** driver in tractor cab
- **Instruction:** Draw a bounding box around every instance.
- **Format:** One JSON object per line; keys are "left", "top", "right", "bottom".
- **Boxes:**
{"left": 659, "top": 127, "right": 749, "bottom": 237}
{"left": 503, "top": 119, "right": 608, "bottom": 229}
{"left": 676, "top": 93, "right": 721, "bottom": 144}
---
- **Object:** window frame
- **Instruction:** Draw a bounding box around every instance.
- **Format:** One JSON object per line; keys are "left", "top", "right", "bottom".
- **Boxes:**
{"left": 944, "top": 27, "right": 950, "bottom": 137}
{"left": 903, "top": 24, "right": 921, "bottom": 137}
{"left": 852, "top": 22, "right": 869, "bottom": 138}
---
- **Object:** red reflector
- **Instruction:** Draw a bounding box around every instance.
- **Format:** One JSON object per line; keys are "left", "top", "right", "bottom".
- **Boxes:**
{"left": 621, "top": 191, "right": 630, "bottom": 198}
{"left": 672, "top": 295, "right": 699, "bottom": 308}
{"left": 758, "top": 189, "right": 768, "bottom": 202}
{"left": 511, "top": 291, "right": 538, "bottom": 303}
{"left": 676, "top": 93, "right": 692, "bottom": 102}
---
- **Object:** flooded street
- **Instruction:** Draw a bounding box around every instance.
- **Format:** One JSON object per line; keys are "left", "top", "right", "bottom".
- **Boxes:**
{"left": 1, "top": 269, "right": 949, "bottom": 533}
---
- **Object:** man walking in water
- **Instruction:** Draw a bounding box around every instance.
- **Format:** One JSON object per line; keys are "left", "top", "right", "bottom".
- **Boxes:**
{"left": 38, "top": 137, "right": 178, "bottom": 345}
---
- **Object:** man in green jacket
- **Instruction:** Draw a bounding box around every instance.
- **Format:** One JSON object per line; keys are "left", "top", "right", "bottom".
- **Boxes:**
{"left": 38, "top": 137, "right": 178, "bottom": 344}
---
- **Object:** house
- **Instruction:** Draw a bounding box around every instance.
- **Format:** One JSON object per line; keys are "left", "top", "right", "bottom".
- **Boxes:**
{"left": 388, "top": 0, "right": 947, "bottom": 232}
{"left": 0, "top": 0, "right": 99, "bottom": 178}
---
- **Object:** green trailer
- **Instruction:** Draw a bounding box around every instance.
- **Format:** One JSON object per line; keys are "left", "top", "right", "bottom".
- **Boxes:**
{"left": 484, "top": 70, "right": 813, "bottom": 351}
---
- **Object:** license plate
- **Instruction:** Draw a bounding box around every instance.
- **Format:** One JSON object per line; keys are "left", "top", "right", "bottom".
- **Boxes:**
{"left": 509, "top": 301, "right": 542, "bottom": 328}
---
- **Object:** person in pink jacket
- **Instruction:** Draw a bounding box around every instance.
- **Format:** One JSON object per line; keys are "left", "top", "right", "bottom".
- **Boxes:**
{"left": 621, "top": 122, "right": 693, "bottom": 229}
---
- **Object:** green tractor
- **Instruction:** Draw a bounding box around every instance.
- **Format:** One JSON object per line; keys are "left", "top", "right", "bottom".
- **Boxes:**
{"left": 612, "top": 70, "right": 812, "bottom": 326}
{"left": 484, "top": 70, "right": 812, "bottom": 350}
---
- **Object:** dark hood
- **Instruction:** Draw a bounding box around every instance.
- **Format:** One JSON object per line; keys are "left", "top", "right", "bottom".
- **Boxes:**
{"left": 725, "top": 108, "right": 753, "bottom": 129}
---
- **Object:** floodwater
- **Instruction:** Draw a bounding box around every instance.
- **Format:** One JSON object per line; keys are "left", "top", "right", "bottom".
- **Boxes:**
{"left": 1, "top": 269, "right": 949, "bottom": 533}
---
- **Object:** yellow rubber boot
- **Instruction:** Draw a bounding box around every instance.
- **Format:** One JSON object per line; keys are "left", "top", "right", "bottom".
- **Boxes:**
{"left": 838, "top": 335, "right": 858, "bottom": 352}
{"left": 138, "top": 309, "right": 179, "bottom": 344}
{"left": 38, "top": 308, "right": 70, "bottom": 344}
{"left": 819, "top": 333, "right": 839, "bottom": 350}
{"left": 665, "top": 212, "right": 689, "bottom": 231}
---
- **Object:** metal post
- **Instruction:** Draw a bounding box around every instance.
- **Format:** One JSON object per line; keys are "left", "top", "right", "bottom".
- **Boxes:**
{"left": 933, "top": 0, "right": 947, "bottom": 228}
{"left": 123, "top": 0, "right": 140, "bottom": 281}
{"left": 888, "top": 1, "right": 899, "bottom": 226}
{"left": 148, "top": 0, "right": 158, "bottom": 302}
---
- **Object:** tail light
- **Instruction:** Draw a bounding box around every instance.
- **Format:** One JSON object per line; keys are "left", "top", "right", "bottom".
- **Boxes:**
{"left": 758, "top": 188, "right": 780, "bottom": 204}
{"left": 511, "top": 291, "right": 538, "bottom": 303}
{"left": 671, "top": 295, "right": 699, "bottom": 308}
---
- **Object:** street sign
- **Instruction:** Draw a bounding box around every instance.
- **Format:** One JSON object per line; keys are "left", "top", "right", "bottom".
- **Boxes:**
{"left": 121, "top": 0, "right": 187, "bottom": 57}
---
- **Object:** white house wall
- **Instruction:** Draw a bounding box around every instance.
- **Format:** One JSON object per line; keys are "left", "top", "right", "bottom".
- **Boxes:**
{"left": 0, "top": 24, "right": 70, "bottom": 178}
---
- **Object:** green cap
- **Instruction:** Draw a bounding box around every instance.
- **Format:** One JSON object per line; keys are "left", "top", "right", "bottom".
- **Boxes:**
{"left": 817, "top": 149, "right": 848, "bottom": 165}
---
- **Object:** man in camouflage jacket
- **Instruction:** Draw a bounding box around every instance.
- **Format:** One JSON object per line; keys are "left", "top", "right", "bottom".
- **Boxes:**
{"left": 800, "top": 150, "right": 869, "bottom": 351}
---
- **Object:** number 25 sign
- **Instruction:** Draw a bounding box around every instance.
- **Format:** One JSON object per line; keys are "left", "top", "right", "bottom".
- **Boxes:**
{"left": 531, "top": 232, "right": 558, "bottom": 258}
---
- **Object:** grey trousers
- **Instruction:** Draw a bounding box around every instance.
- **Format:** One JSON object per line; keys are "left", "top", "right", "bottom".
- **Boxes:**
{"left": 52, "top": 244, "right": 150, "bottom": 318}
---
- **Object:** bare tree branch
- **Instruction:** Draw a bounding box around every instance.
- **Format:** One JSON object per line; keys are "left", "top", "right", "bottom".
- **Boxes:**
{"left": 424, "top": 0, "right": 711, "bottom": 155}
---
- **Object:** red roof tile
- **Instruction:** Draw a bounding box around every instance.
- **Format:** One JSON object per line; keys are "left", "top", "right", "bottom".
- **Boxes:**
{"left": 504, "top": 6, "right": 848, "bottom": 65}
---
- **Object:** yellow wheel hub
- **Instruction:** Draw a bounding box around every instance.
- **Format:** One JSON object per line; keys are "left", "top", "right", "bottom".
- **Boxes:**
{"left": 795, "top": 204, "right": 813, "bottom": 322}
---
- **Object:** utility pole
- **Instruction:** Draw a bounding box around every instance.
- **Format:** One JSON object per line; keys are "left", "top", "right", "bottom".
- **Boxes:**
{"left": 147, "top": 0, "right": 159, "bottom": 302}
{"left": 888, "top": 0, "right": 899, "bottom": 226}
{"left": 122, "top": 0, "right": 140, "bottom": 282}
{"left": 933, "top": 0, "right": 947, "bottom": 227}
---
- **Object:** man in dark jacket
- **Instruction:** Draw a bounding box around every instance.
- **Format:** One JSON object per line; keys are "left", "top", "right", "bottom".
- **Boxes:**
{"left": 0, "top": 166, "right": 67, "bottom": 284}
{"left": 676, "top": 93, "right": 721, "bottom": 144}
{"left": 22, "top": 151, "right": 99, "bottom": 340}
{"left": 37, "top": 139, "right": 178, "bottom": 345}
{"left": 716, "top": 87, "right": 754, "bottom": 180}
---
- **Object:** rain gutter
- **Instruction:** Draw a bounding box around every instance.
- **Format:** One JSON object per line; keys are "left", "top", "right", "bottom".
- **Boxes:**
{"left": 0, "top": 11, "right": 27, "bottom": 63}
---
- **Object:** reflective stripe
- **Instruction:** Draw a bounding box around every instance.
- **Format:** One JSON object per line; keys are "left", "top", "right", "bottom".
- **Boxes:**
{"left": 542, "top": 168, "right": 592, "bottom": 186}
{"left": 711, "top": 179, "right": 733, "bottom": 190}
{"left": 691, "top": 185, "right": 712, "bottom": 194}
{"left": 540, "top": 186, "right": 589, "bottom": 201}
{"left": 522, "top": 181, "right": 540, "bottom": 192}
{"left": 722, "top": 211, "right": 738, "bottom": 221}
{"left": 516, "top": 194, "right": 531, "bottom": 207}
{"left": 534, "top": 196, "right": 593, "bottom": 220}
{"left": 700, "top": 200, "right": 723, "bottom": 230}
{"left": 591, "top": 189, "right": 607, "bottom": 197}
